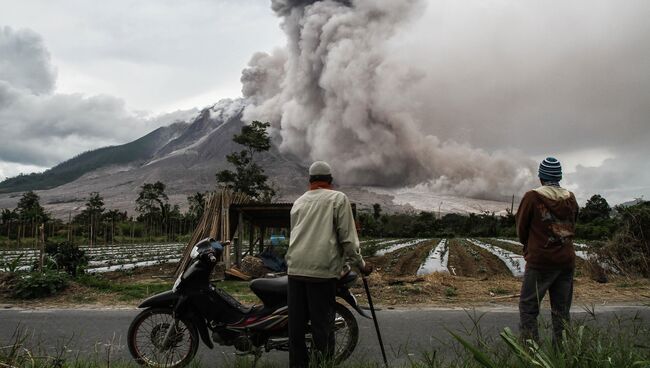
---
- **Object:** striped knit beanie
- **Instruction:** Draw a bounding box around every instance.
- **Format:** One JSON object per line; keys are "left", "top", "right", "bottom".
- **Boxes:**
{"left": 538, "top": 157, "right": 562, "bottom": 182}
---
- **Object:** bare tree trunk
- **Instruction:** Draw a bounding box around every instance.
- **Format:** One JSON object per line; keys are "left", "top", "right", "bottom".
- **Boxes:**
{"left": 38, "top": 223, "right": 44, "bottom": 273}
{"left": 89, "top": 216, "right": 92, "bottom": 247}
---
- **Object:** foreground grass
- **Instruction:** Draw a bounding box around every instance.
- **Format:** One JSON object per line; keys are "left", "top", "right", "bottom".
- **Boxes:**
{"left": 3, "top": 309, "right": 649, "bottom": 368}
{"left": 76, "top": 275, "right": 175, "bottom": 302}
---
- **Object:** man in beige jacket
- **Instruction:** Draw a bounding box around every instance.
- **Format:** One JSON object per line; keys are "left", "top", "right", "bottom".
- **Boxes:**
{"left": 286, "top": 161, "right": 372, "bottom": 368}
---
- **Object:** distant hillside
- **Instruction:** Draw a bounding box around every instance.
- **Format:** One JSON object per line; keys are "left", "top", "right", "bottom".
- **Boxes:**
{"left": 0, "top": 122, "right": 188, "bottom": 193}
{"left": 618, "top": 198, "right": 647, "bottom": 207}
{"left": 0, "top": 98, "right": 511, "bottom": 218}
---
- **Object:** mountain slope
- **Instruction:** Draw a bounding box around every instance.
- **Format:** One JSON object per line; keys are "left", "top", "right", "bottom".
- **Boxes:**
{"left": 0, "top": 99, "right": 315, "bottom": 217}
{"left": 0, "top": 122, "right": 188, "bottom": 193}
{"left": 0, "top": 98, "right": 511, "bottom": 217}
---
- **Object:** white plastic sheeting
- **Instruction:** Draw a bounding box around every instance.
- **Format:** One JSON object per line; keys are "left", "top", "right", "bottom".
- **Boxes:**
{"left": 87, "top": 254, "right": 180, "bottom": 267}
{"left": 571, "top": 242, "right": 615, "bottom": 272}
{"left": 493, "top": 238, "right": 594, "bottom": 262}
{"left": 86, "top": 258, "right": 180, "bottom": 273}
{"left": 1, "top": 243, "right": 185, "bottom": 272}
{"left": 370, "top": 238, "right": 407, "bottom": 248}
{"left": 416, "top": 239, "right": 449, "bottom": 275}
{"left": 374, "top": 239, "right": 429, "bottom": 256}
{"left": 495, "top": 238, "right": 523, "bottom": 246}
{"left": 467, "top": 238, "right": 526, "bottom": 277}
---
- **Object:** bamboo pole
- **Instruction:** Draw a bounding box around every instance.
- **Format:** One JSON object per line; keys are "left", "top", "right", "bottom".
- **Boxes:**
{"left": 237, "top": 210, "right": 244, "bottom": 267}
{"left": 174, "top": 189, "right": 253, "bottom": 277}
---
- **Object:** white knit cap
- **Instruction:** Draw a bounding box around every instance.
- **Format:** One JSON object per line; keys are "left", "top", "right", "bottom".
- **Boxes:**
{"left": 309, "top": 161, "right": 331, "bottom": 176}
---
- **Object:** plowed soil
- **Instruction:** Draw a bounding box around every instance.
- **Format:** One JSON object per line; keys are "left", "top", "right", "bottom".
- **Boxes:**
{"left": 366, "top": 240, "right": 437, "bottom": 277}
{"left": 447, "top": 239, "right": 511, "bottom": 278}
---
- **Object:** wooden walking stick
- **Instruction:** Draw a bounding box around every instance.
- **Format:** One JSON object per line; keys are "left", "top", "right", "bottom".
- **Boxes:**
{"left": 362, "top": 275, "right": 389, "bottom": 367}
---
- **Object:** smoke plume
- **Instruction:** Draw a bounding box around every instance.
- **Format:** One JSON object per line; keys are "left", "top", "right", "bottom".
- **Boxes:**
{"left": 242, "top": 0, "right": 535, "bottom": 200}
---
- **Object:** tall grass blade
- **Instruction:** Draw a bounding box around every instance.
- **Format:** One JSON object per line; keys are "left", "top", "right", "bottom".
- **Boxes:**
{"left": 448, "top": 329, "right": 498, "bottom": 368}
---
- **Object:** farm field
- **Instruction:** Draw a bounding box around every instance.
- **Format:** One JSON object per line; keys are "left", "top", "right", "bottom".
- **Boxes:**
{"left": 367, "top": 239, "right": 437, "bottom": 276}
{"left": 358, "top": 238, "right": 650, "bottom": 306}
{"left": 0, "top": 262, "right": 260, "bottom": 307}
{"left": 478, "top": 238, "right": 601, "bottom": 278}
{"left": 446, "top": 239, "right": 511, "bottom": 278}
{"left": 0, "top": 239, "right": 648, "bottom": 308}
{"left": 0, "top": 243, "right": 184, "bottom": 273}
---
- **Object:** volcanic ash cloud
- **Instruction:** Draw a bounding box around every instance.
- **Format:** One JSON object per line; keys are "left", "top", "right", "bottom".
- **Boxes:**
{"left": 241, "top": 0, "right": 535, "bottom": 200}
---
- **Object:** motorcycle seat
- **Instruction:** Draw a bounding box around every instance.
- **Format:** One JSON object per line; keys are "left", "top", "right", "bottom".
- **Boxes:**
{"left": 250, "top": 276, "right": 288, "bottom": 296}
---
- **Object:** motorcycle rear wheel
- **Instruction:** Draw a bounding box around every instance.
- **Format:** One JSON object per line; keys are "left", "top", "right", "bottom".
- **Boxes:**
{"left": 127, "top": 307, "right": 199, "bottom": 368}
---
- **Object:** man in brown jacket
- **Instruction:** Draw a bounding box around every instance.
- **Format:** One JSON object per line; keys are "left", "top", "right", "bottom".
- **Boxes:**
{"left": 516, "top": 157, "right": 579, "bottom": 344}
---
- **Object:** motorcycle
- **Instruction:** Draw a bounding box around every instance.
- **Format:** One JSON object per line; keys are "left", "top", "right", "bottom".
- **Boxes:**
{"left": 127, "top": 238, "right": 371, "bottom": 368}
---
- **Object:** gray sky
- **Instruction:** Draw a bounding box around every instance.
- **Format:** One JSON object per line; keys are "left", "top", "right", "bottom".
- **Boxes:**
{"left": 0, "top": 0, "right": 648, "bottom": 204}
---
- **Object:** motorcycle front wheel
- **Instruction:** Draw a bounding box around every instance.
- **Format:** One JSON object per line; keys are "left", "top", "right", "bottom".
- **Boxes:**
{"left": 127, "top": 307, "right": 199, "bottom": 368}
{"left": 331, "top": 302, "right": 359, "bottom": 363}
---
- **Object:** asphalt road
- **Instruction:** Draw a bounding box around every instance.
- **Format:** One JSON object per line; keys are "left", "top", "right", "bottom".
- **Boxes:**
{"left": 1, "top": 304, "right": 649, "bottom": 366}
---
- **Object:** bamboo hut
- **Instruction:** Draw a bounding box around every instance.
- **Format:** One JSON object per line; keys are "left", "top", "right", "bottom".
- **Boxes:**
{"left": 174, "top": 190, "right": 293, "bottom": 278}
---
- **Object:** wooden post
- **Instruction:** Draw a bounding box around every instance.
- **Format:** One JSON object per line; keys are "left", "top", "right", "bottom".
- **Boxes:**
{"left": 39, "top": 223, "right": 45, "bottom": 273}
{"left": 259, "top": 226, "right": 266, "bottom": 253}
{"left": 237, "top": 210, "right": 244, "bottom": 267}
{"left": 89, "top": 214, "right": 94, "bottom": 248}
{"left": 248, "top": 222, "right": 255, "bottom": 256}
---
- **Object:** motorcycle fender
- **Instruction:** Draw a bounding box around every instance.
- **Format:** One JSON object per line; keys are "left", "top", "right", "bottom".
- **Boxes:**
{"left": 188, "top": 311, "right": 214, "bottom": 349}
{"left": 138, "top": 290, "right": 177, "bottom": 308}
{"left": 337, "top": 288, "right": 372, "bottom": 319}
{"left": 174, "top": 296, "right": 214, "bottom": 350}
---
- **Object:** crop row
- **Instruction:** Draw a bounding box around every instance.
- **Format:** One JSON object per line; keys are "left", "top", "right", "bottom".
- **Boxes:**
{"left": 493, "top": 238, "right": 595, "bottom": 262}
{"left": 416, "top": 239, "right": 449, "bottom": 275}
{"left": 374, "top": 239, "right": 430, "bottom": 256}
{"left": 1, "top": 243, "right": 185, "bottom": 272}
{"left": 0, "top": 243, "right": 183, "bottom": 256}
{"left": 466, "top": 238, "right": 526, "bottom": 277}
{"left": 87, "top": 258, "right": 180, "bottom": 273}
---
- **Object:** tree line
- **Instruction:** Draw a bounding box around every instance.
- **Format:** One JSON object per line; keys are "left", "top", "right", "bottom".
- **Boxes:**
{"left": 0, "top": 120, "right": 276, "bottom": 247}
{"left": 357, "top": 194, "right": 639, "bottom": 240}
{"left": 0, "top": 185, "right": 208, "bottom": 246}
